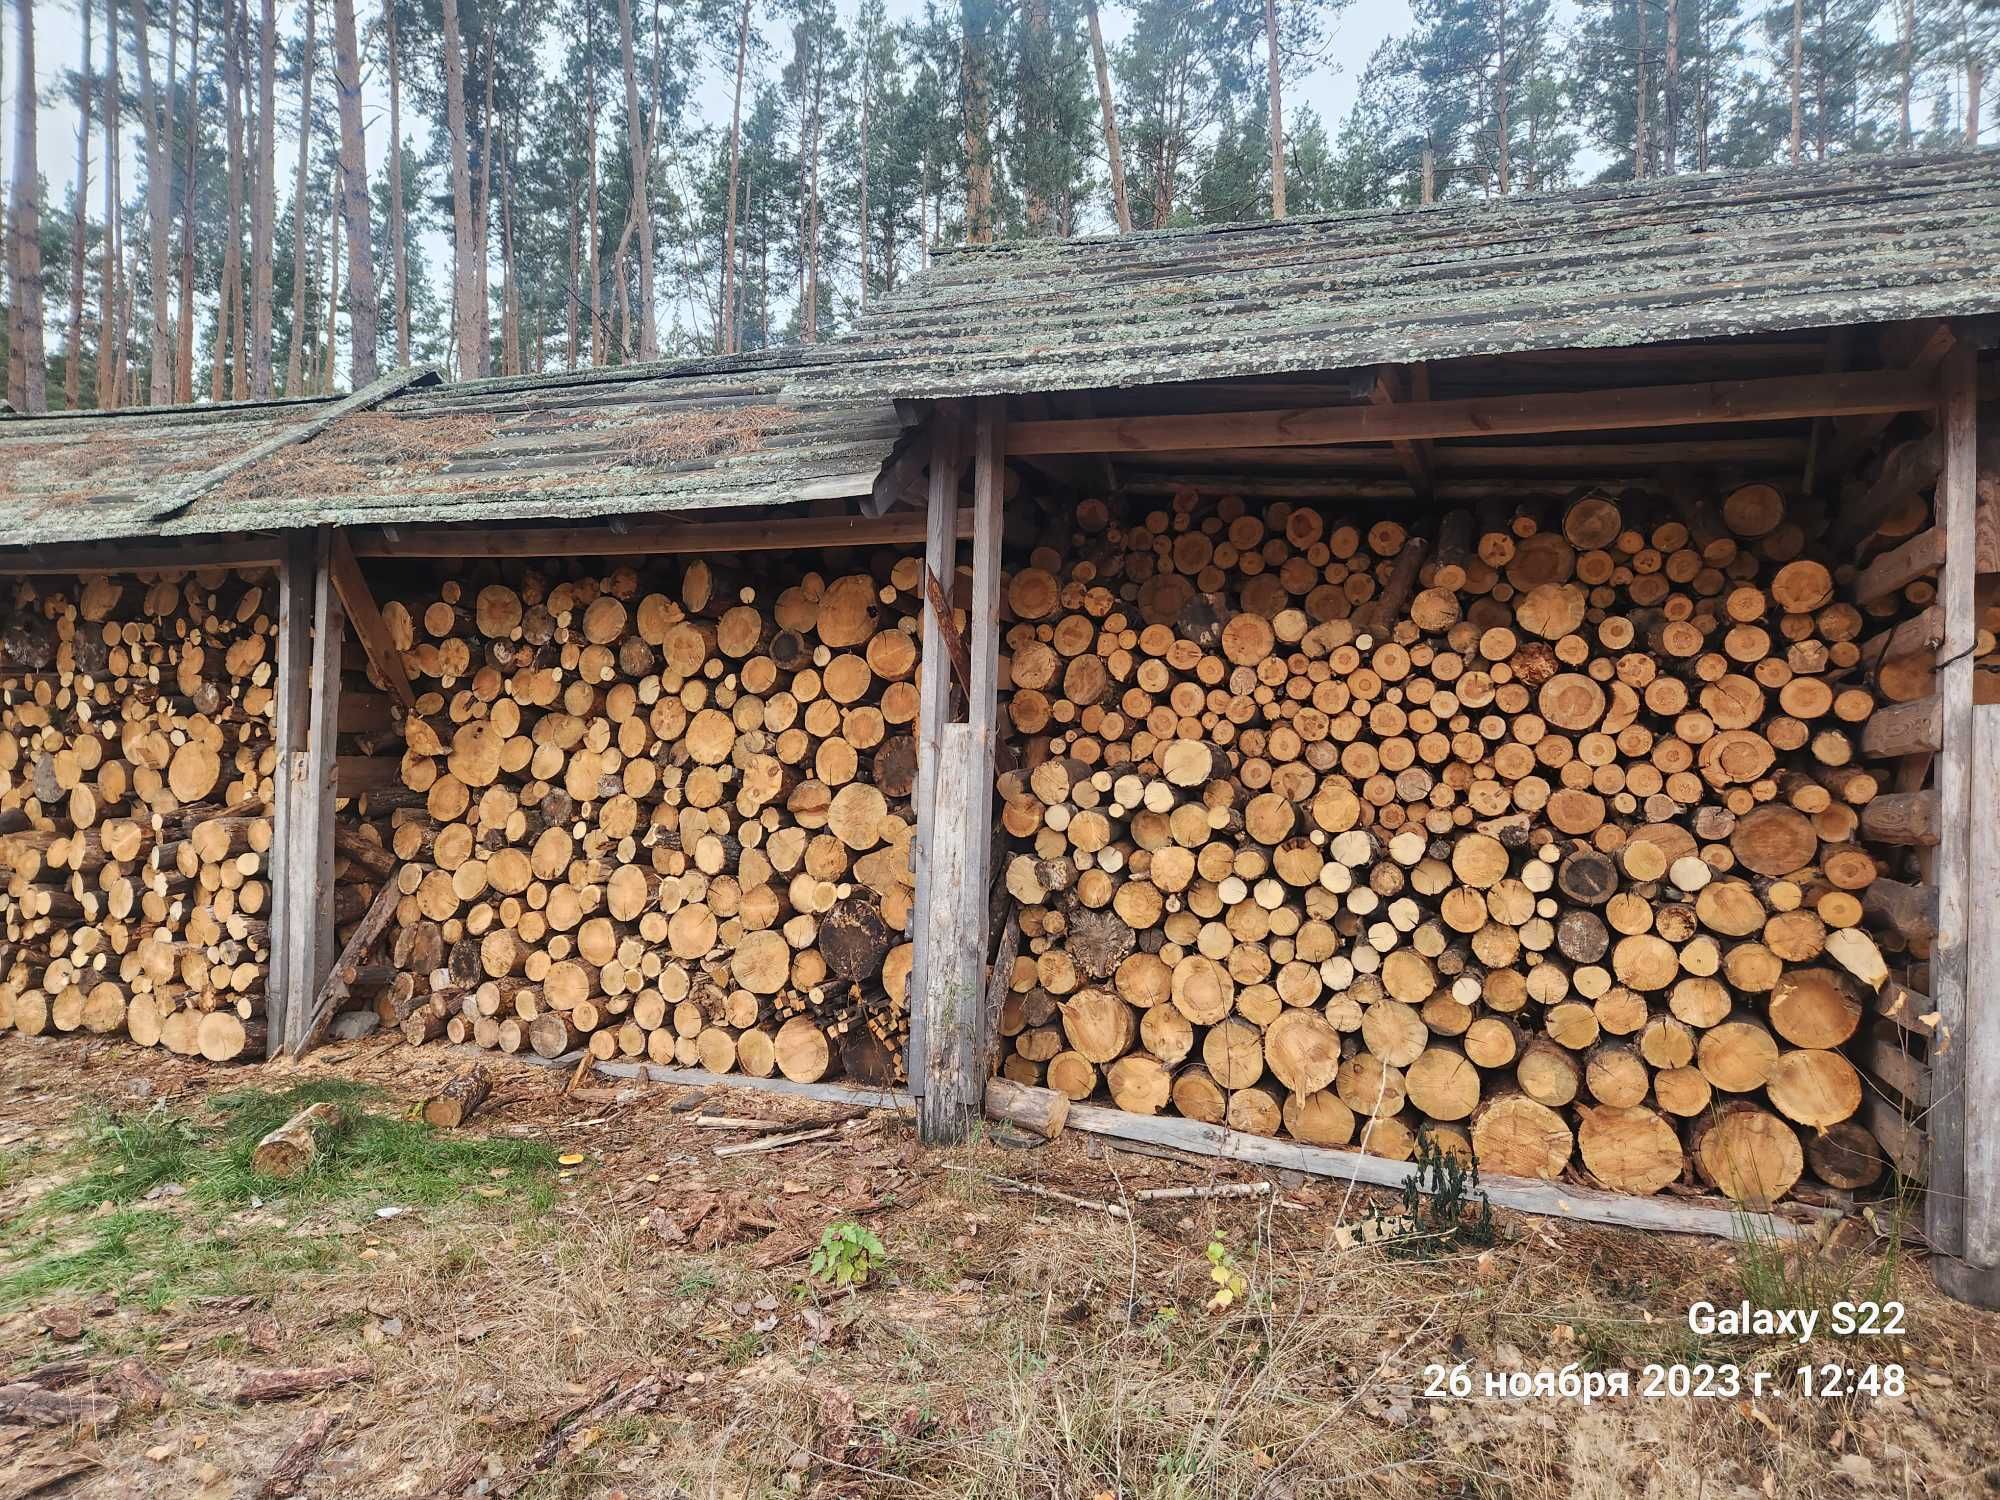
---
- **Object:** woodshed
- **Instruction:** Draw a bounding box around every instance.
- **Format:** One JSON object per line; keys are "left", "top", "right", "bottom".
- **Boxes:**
{"left": 2, "top": 152, "right": 1997, "bottom": 1305}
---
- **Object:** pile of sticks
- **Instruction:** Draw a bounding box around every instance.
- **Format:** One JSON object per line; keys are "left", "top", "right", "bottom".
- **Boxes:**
{"left": 995, "top": 486, "right": 1907, "bottom": 1203}
{"left": 384, "top": 552, "right": 922, "bottom": 1085}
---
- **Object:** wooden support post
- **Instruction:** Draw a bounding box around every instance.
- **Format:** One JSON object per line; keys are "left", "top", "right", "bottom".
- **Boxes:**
{"left": 266, "top": 533, "right": 317, "bottom": 1058}
{"left": 1951, "top": 704, "right": 2000, "bottom": 1288}
{"left": 907, "top": 410, "right": 961, "bottom": 1104}
{"left": 916, "top": 398, "right": 1005, "bottom": 1144}
{"left": 1931, "top": 339, "right": 1998, "bottom": 1308}
{"left": 270, "top": 529, "right": 345, "bottom": 1058}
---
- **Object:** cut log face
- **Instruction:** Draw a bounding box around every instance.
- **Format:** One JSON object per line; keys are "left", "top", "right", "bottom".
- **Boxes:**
{"left": 987, "top": 484, "right": 1917, "bottom": 1207}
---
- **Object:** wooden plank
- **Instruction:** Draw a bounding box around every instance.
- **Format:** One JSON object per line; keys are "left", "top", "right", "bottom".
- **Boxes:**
{"left": 983, "top": 902, "right": 1022, "bottom": 1075}
{"left": 1927, "top": 339, "right": 1978, "bottom": 1267}
{"left": 906, "top": 410, "right": 962, "bottom": 1109}
{"left": 326, "top": 531, "right": 416, "bottom": 712}
{"left": 299, "top": 870, "right": 404, "bottom": 1053}
{"left": 587, "top": 1059, "right": 913, "bottom": 1112}
{"left": 1062, "top": 1105, "right": 1815, "bottom": 1243}
{"left": 153, "top": 363, "right": 442, "bottom": 516}
{"left": 1006, "top": 370, "right": 1935, "bottom": 457}
{"left": 1960, "top": 701, "right": 2000, "bottom": 1268}
{"left": 347, "top": 508, "right": 975, "bottom": 558}
{"left": 917, "top": 724, "right": 984, "bottom": 1143}
{"left": 1369, "top": 364, "right": 1433, "bottom": 500}
{"left": 0, "top": 537, "right": 287, "bottom": 574}
{"left": 1852, "top": 526, "right": 1944, "bottom": 605}
{"left": 287, "top": 528, "right": 346, "bottom": 1056}
{"left": 1862, "top": 875, "right": 1936, "bottom": 944}
{"left": 265, "top": 534, "right": 317, "bottom": 1060}
{"left": 1871, "top": 976, "right": 1938, "bottom": 1037}
{"left": 1859, "top": 694, "right": 1942, "bottom": 758}
{"left": 1820, "top": 322, "right": 1955, "bottom": 481}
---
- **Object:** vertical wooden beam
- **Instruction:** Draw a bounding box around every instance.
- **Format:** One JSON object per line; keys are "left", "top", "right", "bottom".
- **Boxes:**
{"left": 906, "top": 409, "right": 961, "bottom": 1106}
{"left": 916, "top": 398, "right": 1004, "bottom": 1144}
{"left": 269, "top": 529, "right": 345, "bottom": 1058}
{"left": 1929, "top": 340, "right": 1995, "bottom": 1306}
{"left": 1957, "top": 706, "right": 2000, "bottom": 1277}
{"left": 266, "top": 533, "right": 314, "bottom": 1059}
{"left": 327, "top": 530, "right": 416, "bottom": 712}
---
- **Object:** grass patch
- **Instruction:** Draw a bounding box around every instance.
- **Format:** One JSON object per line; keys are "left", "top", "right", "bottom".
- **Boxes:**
{"left": 1, "top": 1082, "right": 557, "bottom": 1310}
{"left": 1731, "top": 1182, "right": 1912, "bottom": 1338}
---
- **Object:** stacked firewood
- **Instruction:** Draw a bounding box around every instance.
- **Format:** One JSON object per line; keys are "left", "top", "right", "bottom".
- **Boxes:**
{"left": 996, "top": 487, "right": 1899, "bottom": 1204}
{"left": 383, "top": 554, "right": 920, "bottom": 1086}
{"left": 0, "top": 569, "right": 283, "bottom": 1060}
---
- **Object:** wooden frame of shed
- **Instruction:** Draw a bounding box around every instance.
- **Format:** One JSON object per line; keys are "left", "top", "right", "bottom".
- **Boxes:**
{"left": 1, "top": 154, "right": 1997, "bottom": 1303}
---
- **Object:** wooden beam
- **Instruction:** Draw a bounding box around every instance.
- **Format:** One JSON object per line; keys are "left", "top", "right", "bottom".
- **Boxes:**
{"left": 289, "top": 529, "right": 345, "bottom": 1055}
{"left": 327, "top": 531, "right": 416, "bottom": 713}
{"left": 1858, "top": 789, "right": 1943, "bottom": 846}
{"left": 299, "top": 871, "right": 404, "bottom": 1053}
{"left": 0, "top": 537, "right": 286, "bottom": 574}
{"left": 1061, "top": 1105, "right": 1815, "bottom": 1243}
{"left": 1857, "top": 605, "right": 1942, "bottom": 670}
{"left": 918, "top": 398, "right": 1005, "bottom": 1146}
{"left": 1369, "top": 364, "right": 1433, "bottom": 500}
{"left": 346, "top": 508, "right": 974, "bottom": 559}
{"left": 1928, "top": 339, "right": 1978, "bottom": 1273}
{"left": 1005, "top": 370, "right": 1935, "bottom": 457}
{"left": 1820, "top": 322, "right": 1954, "bottom": 481}
{"left": 334, "top": 755, "right": 403, "bottom": 793}
{"left": 1965, "top": 702, "right": 2000, "bottom": 1272}
{"left": 906, "top": 410, "right": 963, "bottom": 1111}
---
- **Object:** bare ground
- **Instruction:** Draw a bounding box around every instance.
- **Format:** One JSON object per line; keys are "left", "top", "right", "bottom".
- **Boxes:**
{"left": 1, "top": 1034, "right": 1996, "bottom": 1500}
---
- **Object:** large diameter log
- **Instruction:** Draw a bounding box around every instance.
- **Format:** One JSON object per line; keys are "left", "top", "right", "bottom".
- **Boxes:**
{"left": 1470, "top": 1093, "right": 1572, "bottom": 1180}
{"left": 1691, "top": 1103, "right": 1803, "bottom": 1209}
{"left": 1575, "top": 1104, "right": 1684, "bottom": 1195}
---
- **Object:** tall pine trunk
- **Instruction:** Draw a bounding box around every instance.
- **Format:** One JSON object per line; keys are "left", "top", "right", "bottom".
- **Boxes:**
{"left": 248, "top": 0, "right": 274, "bottom": 393}
{"left": 857, "top": 26, "right": 870, "bottom": 308}
{"left": 133, "top": 0, "right": 174, "bottom": 401}
{"left": 1265, "top": 0, "right": 1284, "bottom": 216}
{"left": 212, "top": 0, "right": 242, "bottom": 399}
{"left": 330, "top": 0, "right": 378, "bottom": 384}
{"left": 617, "top": 0, "right": 656, "bottom": 359}
{"left": 9, "top": 0, "right": 47, "bottom": 412}
{"left": 231, "top": 0, "right": 249, "bottom": 394}
{"left": 321, "top": 188, "right": 340, "bottom": 391}
{"left": 1969, "top": 57, "right": 1984, "bottom": 146}
{"left": 1494, "top": 0, "right": 1509, "bottom": 192}
{"left": 586, "top": 7, "right": 602, "bottom": 365}
{"left": 173, "top": 0, "right": 200, "bottom": 402}
{"left": 1084, "top": 0, "right": 1131, "bottom": 233}
{"left": 1786, "top": 0, "right": 1803, "bottom": 164}
{"left": 440, "top": 0, "right": 482, "bottom": 378}
{"left": 1663, "top": 0, "right": 1678, "bottom": 174}
{"left": 286, "top": 0, "right": 314, "bottom": 392}
{"left": 962, "top": 2, "right": 994, "bottom": 243}
{"left": 384, "top": 0, "right": 408, "bottom": 366}
{"left": 720, "top": 0, "right": 749, "bottom": 352}
{"left": 474, "top": 37, "right": 492, "bottom": 371}
{"left": 1633, "top": 0, "right": 1647, "bottom": 177}
{"left": 65, "top": 0, "right": 92, "bottom": 410}
{"left": 565, "top": 181, "right": 579, "bottom": 371}
{"left": 99, "top": 0, "right": 121, "bottom": 408}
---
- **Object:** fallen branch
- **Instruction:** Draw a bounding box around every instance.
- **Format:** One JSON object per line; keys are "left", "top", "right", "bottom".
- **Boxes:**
{"left": 941, "top": 1163, "right": 1130, "bottom": 1220}
{"left": 711, "top": 1125, "right": 837, "bottom": 1158}
{"left": 1134, "top": 1182, "right": 1273, "bottom": 1204}
{"left": 496, "top": 1373, "right": 671, "bottom": 1496}
{"left": 234, "top": 1361, "right": 372, "bottom": 1405}
{"left": 259, "top": 1409, "right": 342, "bottom": 1498}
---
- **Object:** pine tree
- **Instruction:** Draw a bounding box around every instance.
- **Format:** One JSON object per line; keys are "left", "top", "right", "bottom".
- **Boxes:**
{"left": 9, "top": 0, "right": 47, "bottom": 412}
{"left": 65, "top": 0, "right": 94, "bottom": 409}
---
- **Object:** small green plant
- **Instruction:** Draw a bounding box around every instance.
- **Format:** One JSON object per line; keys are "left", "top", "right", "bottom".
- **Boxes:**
{"left": 1203, "top": 1232, "right": 1249, "bottom": 1312}
{"left": 1384, "top": 1134, "right": 1495, "bottom": 1260}
{"left": 810, "top": 1221, "right": 886, "bottom": 1288}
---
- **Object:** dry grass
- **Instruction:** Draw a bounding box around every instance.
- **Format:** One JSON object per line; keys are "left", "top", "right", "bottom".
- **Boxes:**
{"left": 216, "top": 412, "right": 500, "bottom": 503}
{"left": 615, "top": 404, "right": 793, "bottom": 468}
{"left": 1, "top": 1037, "right": 1996, "bottom": 1500}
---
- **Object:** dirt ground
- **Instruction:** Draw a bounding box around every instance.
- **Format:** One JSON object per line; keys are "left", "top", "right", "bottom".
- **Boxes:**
{"left": 1, "top": 1034, "right": 1996, "bottom": 1500}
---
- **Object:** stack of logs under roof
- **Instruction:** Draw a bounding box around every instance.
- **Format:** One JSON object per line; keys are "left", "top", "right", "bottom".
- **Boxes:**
{"left": 996, "top": 485, "right": 1911, "bottom": 1204}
